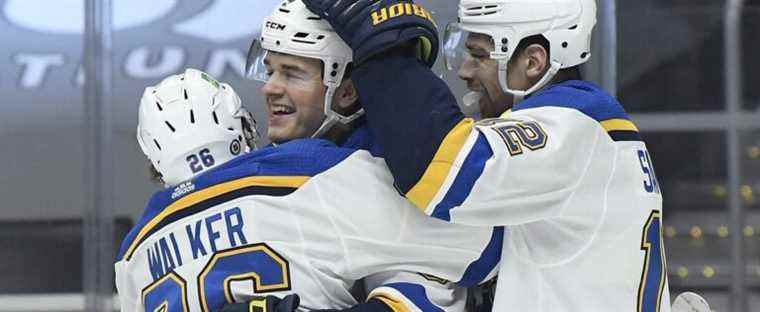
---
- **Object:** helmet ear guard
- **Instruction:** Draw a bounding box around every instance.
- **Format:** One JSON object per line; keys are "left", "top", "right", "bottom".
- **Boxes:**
{"left": 137, "top": 68, "right": 260, "bottom": 187}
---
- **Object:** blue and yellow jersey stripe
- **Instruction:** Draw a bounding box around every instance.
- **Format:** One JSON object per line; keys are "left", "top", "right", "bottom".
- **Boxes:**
{"left": 601, "top": 118, "right": 642, "bottom": 142}
{"left": 403, "top": 118, "right": 495, "bottom": 221}
{"left": 120, "top": 176, "right": 309, "bottom": 261}
{"left": 370, "top": 283, "right": 445, "bottom": 312}
{"left": 118, "top": 138, "right": 362, "bottom": 261}
{"left": 369, "top": 228, "right": 503, "bottom": 312}
{"left": 515, "top": 80, "right": 642, "bottom": 142}
{"left": 601, "top": 118, "right": 639, "bottom": 132}
{"left": 429, "top": 134, "right": 492, "bottom": 221}
{"left": 406, "top": 118, "right": 475, "bottom": 212}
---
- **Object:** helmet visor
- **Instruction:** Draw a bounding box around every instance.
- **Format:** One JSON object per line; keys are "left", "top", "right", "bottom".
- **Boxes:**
{"left": 443, "top": 23, "right": 499, "bottom": 80}
{"left": 245, "top": 39, "right": 270, "bottom": 83}
{"left": 443, "top": 22, "right": 468, "bottom": 72}
{"left": 245, "top": 38, "right": 324, "bottom": 91}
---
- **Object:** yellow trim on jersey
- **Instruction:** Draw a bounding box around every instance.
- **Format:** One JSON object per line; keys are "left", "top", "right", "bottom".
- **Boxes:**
{"left": 122, "top": 176, "right": 310, "bottom": 261}
{"left": 601, "top": 118, "right": 639, "bottom": 132}
{"left": 637, "top": 210, "right": 666, "bottom": 312}
{"left": 248, "top": 299, "right": 267, "bottom": 312}
{"left": 406, "top": 118, "right": 474, "bottom": 212}
{"left": 372, "top": 294, "right": 412, "bottom": 312}
{"left": 199, "top": 245, "right": 291, "bottom": 312}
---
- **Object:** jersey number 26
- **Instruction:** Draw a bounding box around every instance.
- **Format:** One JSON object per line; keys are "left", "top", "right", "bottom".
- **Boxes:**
{"left": 142, "top": 243, "right": 291, "bottom": 312}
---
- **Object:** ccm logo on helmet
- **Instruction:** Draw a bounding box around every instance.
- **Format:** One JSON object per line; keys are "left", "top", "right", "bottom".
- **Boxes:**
{"left": 265, "top": 21, "right": 286, "bottom": 31}
{"left": 371, "top": 3, "right": 435, "bottom": 26}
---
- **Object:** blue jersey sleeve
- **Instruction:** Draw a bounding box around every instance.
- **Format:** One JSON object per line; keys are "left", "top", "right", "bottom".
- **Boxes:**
{"left": 352, "top": 53, "right": 465, "bottom": 195}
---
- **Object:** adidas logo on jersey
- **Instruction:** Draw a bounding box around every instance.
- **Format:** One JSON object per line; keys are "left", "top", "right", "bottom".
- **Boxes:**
{"left": 171, "top": 181, "right": 196, "bottom": 199}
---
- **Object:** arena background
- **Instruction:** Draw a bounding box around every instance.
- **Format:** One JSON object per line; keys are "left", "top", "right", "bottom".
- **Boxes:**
{"left": 0, "top": 0, "right": 758, "bottom": 311}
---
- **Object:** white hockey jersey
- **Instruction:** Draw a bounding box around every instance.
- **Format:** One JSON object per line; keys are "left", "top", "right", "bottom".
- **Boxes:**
{"left": 404, "top": 81, "right": 670, "bottom": 312}
{"left": 115, "top": 139, "right": 502, "bottom": 312}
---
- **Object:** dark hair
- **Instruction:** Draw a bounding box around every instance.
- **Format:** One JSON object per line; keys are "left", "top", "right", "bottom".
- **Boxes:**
{"left": 148, "top": 163, "right": 163, "bottom": 184}
{"left": 511, "top": 34, "right": 582, "bottom": 83}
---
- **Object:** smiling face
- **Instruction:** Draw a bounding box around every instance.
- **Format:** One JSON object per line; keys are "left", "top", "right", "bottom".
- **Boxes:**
{"left": 457, "top": 32, "right": 541, "bottom": 118}
{"left": 457, "top": 32, "right": 514, "bottom": 118}
{"left": 260, "top": 52, "right": 328, "bottom": 144}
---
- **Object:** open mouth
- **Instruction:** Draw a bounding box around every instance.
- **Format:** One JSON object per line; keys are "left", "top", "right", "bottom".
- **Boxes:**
{"left": 270, "top": 104, "right": 295, "bottom": 116}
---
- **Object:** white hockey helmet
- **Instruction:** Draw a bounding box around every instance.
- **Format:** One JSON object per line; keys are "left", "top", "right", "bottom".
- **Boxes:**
{"left": 137, "top": 68, "right": 260, "bottom": 187}
{"left": 245, "top": 0, "right": 360, "bottom": 139}
{"left": 444, "top": 0, "right": 597, "bottom": 99}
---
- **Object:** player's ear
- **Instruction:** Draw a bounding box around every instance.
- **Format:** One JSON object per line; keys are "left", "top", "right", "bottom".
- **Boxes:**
{"left": 523, "top": 43, "right": 549, "bottom": 81}
{"left": 333, "top": 78, "right": 359, "bottom": 111}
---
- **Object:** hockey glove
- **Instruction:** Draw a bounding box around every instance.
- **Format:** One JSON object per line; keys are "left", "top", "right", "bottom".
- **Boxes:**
{"left": 218, "top": 294, "right": 300, "bottom": 312}
{"left": 301, "top": 0, "right": 439, "bottom": 67}
{"left": 311, "top": 298, "right": 392, "bottom": 312}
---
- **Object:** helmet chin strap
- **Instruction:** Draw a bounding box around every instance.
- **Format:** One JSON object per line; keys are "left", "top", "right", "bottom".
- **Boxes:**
{"left": 310, "top": 85, "right": 365, "bottom": 140}
{"left": 311, "top": 86, "right": 340, "bottom": 139}
{"left": 497, "top": 59, "right": 562, "bottom": 103}
{"left": 311, "top": 115, "right": 339, "bottom": 140}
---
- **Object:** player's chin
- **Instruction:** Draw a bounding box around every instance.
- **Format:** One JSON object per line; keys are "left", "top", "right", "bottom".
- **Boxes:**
{"left": 267, "top": 123, "right": 308, "bottom": 144}
{"left": 266, "top": 125, "right": 293, "bottom": 144}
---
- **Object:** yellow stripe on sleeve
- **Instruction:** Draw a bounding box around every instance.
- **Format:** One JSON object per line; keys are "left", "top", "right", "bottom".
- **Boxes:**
{"left": 406, "top": 118, "right": 475, "bottom": 212}
{"left": 373, "top": 295, "right": 411, "bottom": 312}
{"left": 123, "top": 176, "right": 309, "bottom": 260}
{"left": 601, "top": 118, "right": 639, "bottom": 132}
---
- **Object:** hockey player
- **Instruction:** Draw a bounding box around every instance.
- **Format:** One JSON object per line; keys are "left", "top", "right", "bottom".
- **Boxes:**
{"left": 116, "top": 67, "right": 501, "bottom": 312}
{"left": 115, "top": 1, "right": 501, "bottom": 312}
{"left": 246, "top": 0, "right": 479, "bottom": 310}
{"left": 301, "top": 0, "right": 672, "bottom": 311}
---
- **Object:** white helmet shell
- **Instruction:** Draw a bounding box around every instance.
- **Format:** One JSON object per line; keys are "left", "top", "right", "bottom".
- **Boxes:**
{"left": 247, "top": 0, "right": 361, "bottom": 139}
{"left": 137, "top": 68, "right": 259, "bottom": 186}
{"left": 454, "top": 0, "right": 597, "bottom": 99}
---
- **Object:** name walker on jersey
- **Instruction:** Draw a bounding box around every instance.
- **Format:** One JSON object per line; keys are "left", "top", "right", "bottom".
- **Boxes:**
{"left": 143, "top": 207, "right": 249, "bottom": 281}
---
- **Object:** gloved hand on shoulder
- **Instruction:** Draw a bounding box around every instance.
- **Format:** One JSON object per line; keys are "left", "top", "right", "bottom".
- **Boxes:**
{"left": 301, "top": 0, "right": 439, "bottom": 67}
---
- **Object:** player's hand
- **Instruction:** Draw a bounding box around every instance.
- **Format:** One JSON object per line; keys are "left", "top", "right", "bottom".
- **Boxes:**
{"left": 300, "top": 0, "right": 439, "bottom": 67}
{"left": 218, "top": 294, "right": 300, "bottom": 312}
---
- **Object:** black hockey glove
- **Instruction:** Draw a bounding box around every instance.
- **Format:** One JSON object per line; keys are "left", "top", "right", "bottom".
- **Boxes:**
{"left": 301, "top": 0, "right": 439, "bottom": 67}
{"left": 218, "top": 294, "right": 300, "bottom": 312}
{"left": 311, "top": 298, "right": 393, "bottom": 312}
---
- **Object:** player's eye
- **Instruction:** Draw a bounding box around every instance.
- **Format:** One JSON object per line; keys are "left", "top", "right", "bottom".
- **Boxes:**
{"left": 263, "top": 65, "right": 274, "bottom": 77}
{"left": 467, "top": 49, "right": 487, "bottom": 61}
{"left": 285, "top": 69, "right": 310, "bottom": 81}
{"left": 472, "top": 53, "right": 488, "bottom": 60}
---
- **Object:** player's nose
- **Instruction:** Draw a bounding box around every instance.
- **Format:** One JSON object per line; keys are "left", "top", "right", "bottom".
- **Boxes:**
{"left": 458, "top": 59, "right": 476, "bottom": 81}
{"left": 260, "top": 77, "right": 285, "bottom": 97}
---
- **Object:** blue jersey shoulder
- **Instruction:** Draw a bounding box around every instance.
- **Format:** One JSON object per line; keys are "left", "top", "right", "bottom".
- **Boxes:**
{"left": 514, "top": 80, "right": 631, "bottom": 122}
{"left": 117, "top": 138, "right": 360, "bottom": 260}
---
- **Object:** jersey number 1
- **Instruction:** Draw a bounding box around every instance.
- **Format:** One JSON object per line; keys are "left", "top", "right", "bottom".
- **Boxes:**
{"left": 637, "top": 210, "right": 666, "bottom": 312}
